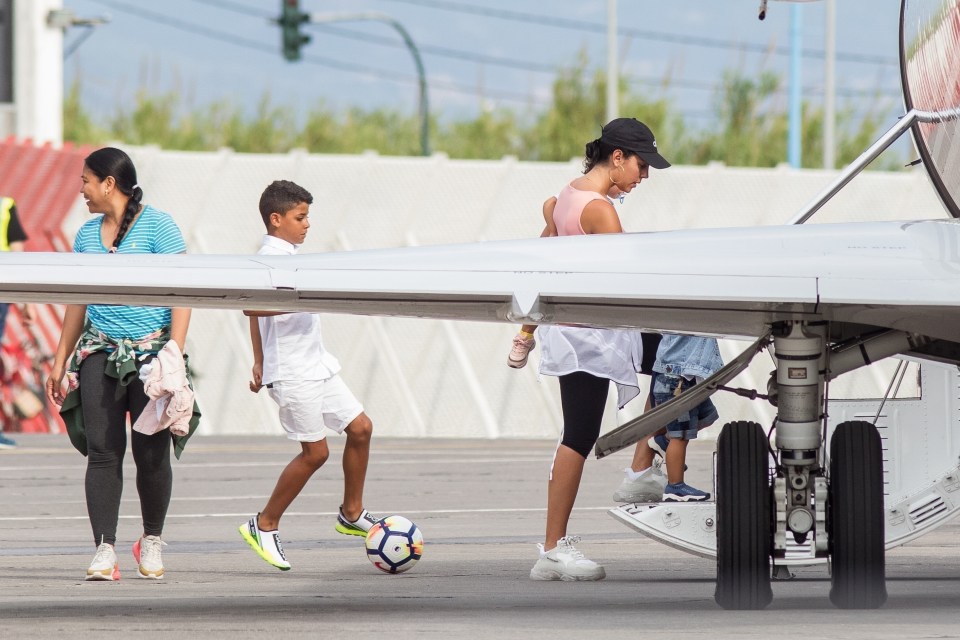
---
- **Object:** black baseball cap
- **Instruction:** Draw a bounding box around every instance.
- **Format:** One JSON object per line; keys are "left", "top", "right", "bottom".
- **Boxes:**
{"left": 600, "top": 118, "right": 671, "bottom": 169}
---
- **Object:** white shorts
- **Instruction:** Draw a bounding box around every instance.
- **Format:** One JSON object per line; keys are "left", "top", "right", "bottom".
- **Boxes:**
{"left": 266, "top": 376, "right": 364, "bottom": 442}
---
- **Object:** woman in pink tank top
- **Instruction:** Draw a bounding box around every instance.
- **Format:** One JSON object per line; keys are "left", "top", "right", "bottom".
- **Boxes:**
{"left": 518, "top": 118, "right": 672, "bottom": 582}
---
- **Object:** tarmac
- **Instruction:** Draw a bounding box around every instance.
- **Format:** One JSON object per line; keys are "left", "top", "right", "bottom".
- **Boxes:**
{"left": 1, "top": 432, "right": 959, "bottom": 639}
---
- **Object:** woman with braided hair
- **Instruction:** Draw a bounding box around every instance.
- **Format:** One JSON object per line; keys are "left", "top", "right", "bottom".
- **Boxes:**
{"left": 45, "top": 147, "right": 198, "bottom": 581}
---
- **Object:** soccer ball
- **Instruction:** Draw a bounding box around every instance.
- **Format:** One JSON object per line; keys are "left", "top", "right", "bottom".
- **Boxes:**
{"left": 365, "top": 515, "right": 423, "bottom": 574}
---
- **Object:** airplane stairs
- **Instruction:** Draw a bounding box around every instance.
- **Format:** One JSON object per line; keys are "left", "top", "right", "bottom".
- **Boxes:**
{"left": 610, "top": 356, "right": 960, "bottom": 574}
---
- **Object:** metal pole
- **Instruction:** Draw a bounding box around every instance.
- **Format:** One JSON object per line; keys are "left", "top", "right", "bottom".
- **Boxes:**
{"left": 788, "top": 3, "right": 803, "bottom": 168}
{"left": 606, "top": 0, "right": 618, "bottom": 123}
{"left": 787, "top": 109, "right": 937, "bottom": 224}
{"left": 824, "top": 0, "right": 836, "bottom": 169}
{"left": 308, "top": 12, "right": 430, "bottom": 156}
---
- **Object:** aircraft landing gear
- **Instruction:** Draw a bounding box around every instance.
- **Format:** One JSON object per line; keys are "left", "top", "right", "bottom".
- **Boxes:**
{"left": 715, "top": 420, "right": 773, "bottom": 610}
{"left": 714, "top": 321, "right": 891, "bottom": 610}
{"left": 828, "top": 420, "right": 887, "bottom": 608}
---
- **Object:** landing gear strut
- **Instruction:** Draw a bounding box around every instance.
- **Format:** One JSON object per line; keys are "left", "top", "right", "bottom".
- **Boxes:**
{"left": 714, "top": 321, "right": 891, "bottom": 609}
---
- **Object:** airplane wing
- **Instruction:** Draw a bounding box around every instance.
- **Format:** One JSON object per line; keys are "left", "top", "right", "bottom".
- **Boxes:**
{"left": 2, "top": 220, "right": 960, "bottom": 344}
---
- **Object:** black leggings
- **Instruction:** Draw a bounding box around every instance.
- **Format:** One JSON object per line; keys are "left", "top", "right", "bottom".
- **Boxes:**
{"left": 558, "top": 371, "right": 611, "bottom": 458}
{"left": 79, "top": 352, "right": 172, "bottom": 546}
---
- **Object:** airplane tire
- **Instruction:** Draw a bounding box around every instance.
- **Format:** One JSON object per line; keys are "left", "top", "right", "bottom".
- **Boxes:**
{"left": 715, "top": 420, "right": 773, "bottom": 610}
{"left": 829, "top": 420, "right": 887, "bottom": 609}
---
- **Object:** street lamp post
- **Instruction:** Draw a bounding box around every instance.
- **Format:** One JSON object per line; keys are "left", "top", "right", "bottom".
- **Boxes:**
{"left": 606, "top": 0, "right": 618, "bottom": 124}
{"left": 306, "top": 12, "right": 430, "bottom": 156}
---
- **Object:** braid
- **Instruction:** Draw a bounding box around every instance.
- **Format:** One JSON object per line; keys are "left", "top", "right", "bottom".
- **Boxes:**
{"left": 111, "top": 185, "right": 143, "bottom": 251}
{"left": 110, "top": 185, "right": 143, "bottom": 253}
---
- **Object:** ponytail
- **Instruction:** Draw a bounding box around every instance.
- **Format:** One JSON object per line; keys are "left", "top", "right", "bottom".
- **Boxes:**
{"left": 582, "top": 137, "right": 639, "bottom": 173}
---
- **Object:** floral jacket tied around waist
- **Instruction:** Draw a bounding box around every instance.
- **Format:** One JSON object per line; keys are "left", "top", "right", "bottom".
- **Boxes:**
{"left": 59, "top": 323, "right": 201, "bottom": 459}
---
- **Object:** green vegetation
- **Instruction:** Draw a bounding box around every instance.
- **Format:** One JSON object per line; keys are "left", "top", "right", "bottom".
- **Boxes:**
{"left": 64, "top": 56, "right": 899, "bottom": 168}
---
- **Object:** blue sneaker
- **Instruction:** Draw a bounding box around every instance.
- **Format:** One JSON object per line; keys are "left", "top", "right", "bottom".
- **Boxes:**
{"left": 650, "top": 434, "right": 669, "bottom": 457}
{"left": 647, "top": 435, "right": 687, "bottom": 472}
{"left": 0, "top": 433, "right": 17, "bottom": 449}
{"left": 663, "top": 481, "right": 711, "bottom": 502}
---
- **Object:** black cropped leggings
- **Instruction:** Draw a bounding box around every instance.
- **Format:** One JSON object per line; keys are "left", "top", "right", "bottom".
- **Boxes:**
{"left": 79, "top": 352, "right": 172, "bottom": 547}
{"left": 558, "top": 371, "right": 611, "bottom": 458}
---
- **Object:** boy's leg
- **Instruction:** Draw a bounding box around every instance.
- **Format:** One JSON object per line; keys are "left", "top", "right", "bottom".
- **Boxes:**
{"left": 340, "top": 412, "right": 373, "bottom": 522}
{"left": 258, "top": 439, "right": 329, "bottom": 530}
{"left": 613, "top": 393, "right": 667, "bottom": 503}
{"left": 663, "top": 429, "right": 711, "bottom": 502}
{"left": 665, "top": 437, "right": 690, "bottom": 485}
{"left": 628, "top": 394, "right": 655, "bottom": 472}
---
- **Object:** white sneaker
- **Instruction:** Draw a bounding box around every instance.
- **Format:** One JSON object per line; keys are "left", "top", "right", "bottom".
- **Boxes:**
{"left": 133, "top": 535, "right": 166, "bottom": 579}
{"left": 507, "top": 332, "right": 536, "bottom": 369}
{"left": 86, "top": 542, "right": 120, "bottom": 581}
{"left": 529, "top": 536, "right": 605, "bottom": 581}
{"left": 239, "top": 514, "right": 291, "bottom": 571}
{"left": 612, "top": 464, "right": 667, "bottom": 503}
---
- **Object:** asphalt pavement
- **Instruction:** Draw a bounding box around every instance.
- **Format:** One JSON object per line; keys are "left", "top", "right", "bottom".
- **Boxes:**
{"left": 1, "top": 433, "right": 958, "bottom": 639}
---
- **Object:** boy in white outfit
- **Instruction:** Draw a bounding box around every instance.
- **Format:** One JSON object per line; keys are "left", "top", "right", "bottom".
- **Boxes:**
{"left": 239, "top": 180, "right": 378, "bottom": 570}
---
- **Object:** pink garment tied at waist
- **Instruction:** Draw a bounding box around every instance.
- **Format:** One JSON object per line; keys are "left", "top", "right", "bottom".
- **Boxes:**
{"left": 133, "top": 340, "right": 194, "bottom": 437}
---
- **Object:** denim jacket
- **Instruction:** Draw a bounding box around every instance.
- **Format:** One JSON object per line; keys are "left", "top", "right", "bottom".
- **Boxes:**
{"left": 653, "top": 334, "right": 724, "bottom": 380}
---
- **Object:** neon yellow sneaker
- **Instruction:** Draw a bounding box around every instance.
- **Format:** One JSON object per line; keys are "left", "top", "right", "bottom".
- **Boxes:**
{"left": 239, "top": 514, "right": 290, "bottom": 570}
{"left": 335, "top": 507, "right": 380, "bottom": 537}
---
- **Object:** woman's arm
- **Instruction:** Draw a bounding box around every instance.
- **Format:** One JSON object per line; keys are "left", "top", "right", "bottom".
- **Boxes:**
{"left": 45, "top": 304, "right": 87, "bottom": 405}
{"left": 579, "top": 199, "right": 624, "bottom": 234}
{"left": 169, "top": 307, "right": 192, "bottom": 352}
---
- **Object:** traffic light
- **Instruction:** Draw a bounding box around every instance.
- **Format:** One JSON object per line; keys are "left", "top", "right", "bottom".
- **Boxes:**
{"left": 279, "top": 0, "right": 310, "bottom": 62}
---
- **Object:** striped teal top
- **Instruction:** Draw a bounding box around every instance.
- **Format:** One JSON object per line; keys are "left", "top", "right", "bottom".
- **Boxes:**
{"left": 73, "top": 205, "right": 186, "bottom": 340}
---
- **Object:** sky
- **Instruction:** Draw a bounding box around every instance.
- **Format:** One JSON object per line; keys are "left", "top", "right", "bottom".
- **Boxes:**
{"left": 61, "top": 0, "right": 905, "bottom": 135}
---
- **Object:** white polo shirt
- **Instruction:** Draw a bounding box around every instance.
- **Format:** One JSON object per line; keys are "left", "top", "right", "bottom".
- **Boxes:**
{"left": 257, "top": 235, "right": 341, "bottom": 384}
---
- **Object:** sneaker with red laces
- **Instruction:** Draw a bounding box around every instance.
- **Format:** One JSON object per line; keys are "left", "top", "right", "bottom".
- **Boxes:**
{"left": 507, "top": 332, "right": 536, "bottom": 369}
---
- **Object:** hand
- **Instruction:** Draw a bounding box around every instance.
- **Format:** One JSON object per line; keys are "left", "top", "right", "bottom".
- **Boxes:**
{"left": 45, "top": 363, "right": 67, "bottom": 406}
{"left": 249, "top": 362, "right": 263, "bottom": 393}
{"left": 21, "top": 303, "right": 36, "bottom": 325}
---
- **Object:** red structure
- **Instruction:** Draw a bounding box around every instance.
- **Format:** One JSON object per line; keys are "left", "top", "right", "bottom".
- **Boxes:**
{"left": 0, "top": 137, "right": 91, "bottom": 433}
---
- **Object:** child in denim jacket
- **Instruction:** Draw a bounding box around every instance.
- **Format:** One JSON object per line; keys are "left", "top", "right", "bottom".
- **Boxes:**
{"left": 651, "top": 334, "right": 722, "bottom": 501}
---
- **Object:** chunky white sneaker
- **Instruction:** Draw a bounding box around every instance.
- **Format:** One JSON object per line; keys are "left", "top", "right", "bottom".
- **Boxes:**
{"left": 133, "top": 535, "right": 166, "bottom": 579}
{"left": 239, "top": 514, "right": 291, "bottom": 571}
{"left": 507, "top": 332, "right": 536, "bottom": 369}
{"left": 86, "top": 542, "right": 120, "bottom": 581}
{"left": 612, "top": 464, "right": 667, "bottom": 503}
{"left": 529, "top": 536, "right": 605, "bottom": 581}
